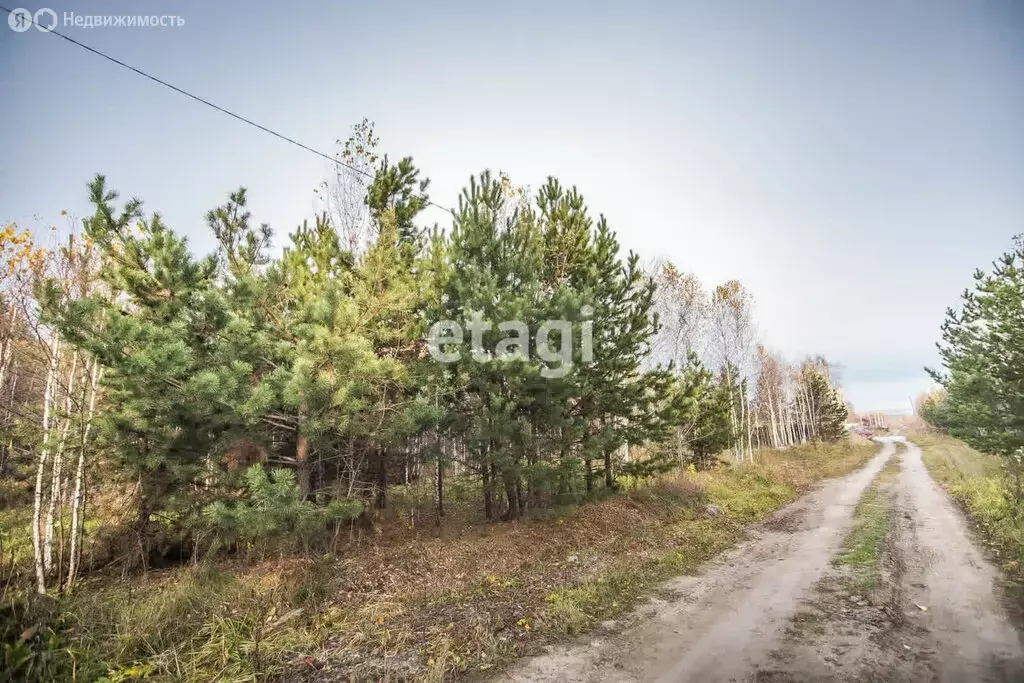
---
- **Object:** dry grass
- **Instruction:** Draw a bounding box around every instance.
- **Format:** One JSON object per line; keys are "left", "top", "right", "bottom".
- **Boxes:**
{"left": 52, "top": 440, "right": 877, "bottom": 681}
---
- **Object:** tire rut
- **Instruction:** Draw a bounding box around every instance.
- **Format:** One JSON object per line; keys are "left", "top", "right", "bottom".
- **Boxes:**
{"left": 894, "top": 441, "right": 1024, "bottom": 682}
{"left": 761, "top": 440, "right": 1024, "bottom": 682}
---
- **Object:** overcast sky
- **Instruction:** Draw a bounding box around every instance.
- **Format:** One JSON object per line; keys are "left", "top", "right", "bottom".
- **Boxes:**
{"left": 2, "top": 0, "right": 1022, "bottom": 413}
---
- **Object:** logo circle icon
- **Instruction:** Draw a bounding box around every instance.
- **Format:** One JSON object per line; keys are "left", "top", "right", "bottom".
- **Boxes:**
{"left": 8, "top": 7, "right": 33, "bottom": 32}
{"left": 34, "top": 8, "right": 57, "bottom": 32}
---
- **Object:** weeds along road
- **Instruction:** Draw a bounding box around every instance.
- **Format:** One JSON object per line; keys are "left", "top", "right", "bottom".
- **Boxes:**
{"left": 501, "top": 440, "right": 1024, "bottom": 682}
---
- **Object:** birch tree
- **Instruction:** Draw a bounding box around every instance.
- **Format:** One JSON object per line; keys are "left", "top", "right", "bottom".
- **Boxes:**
{"left": 43, "top": 348, "right": 77, "bottom": 575}
{"left": 314, "top": 118, "right": 379, "bottom": 254}
{"left": 709, "top": 281, "right": 756, "bottom": 462}
{"left": 32, "top": 334, "right": 59, "bottom": 593}
{"left": 66, "top": 359, "right": 102, "bottom": 591}
{"left": 650, "top": 261, "right": 707, "bottom": 367}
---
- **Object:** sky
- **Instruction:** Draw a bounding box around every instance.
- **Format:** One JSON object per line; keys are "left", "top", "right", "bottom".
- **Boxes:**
{"left": 2, "top": 0, "right": 1022, "bottom": 413}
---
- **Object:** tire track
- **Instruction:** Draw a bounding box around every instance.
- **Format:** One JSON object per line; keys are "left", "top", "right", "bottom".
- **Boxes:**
{"left": 757, "top": 440, "right": 1024, "bottom": 682}
{"left": 502, "top": 442, "right": 895, "bottom": 682}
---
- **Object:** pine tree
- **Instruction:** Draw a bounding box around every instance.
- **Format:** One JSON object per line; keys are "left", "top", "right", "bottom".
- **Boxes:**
{"left": 203, "top": 464, "right": 361, "bottom": 557}
{"left": 43, "top": 175, "right": 239, "bottom": 560}
{"left": 349, "top": 157, "right": 437, "bottom": 508}
{"left": 809, "top": 371, "right": 848, "bottom": 441}
{"left": 254, "top": 212, "right": 372, "bottom": 499}
{"left": 797, "top": 363, "right": 847, "bottom": 442}
{"left": 436, "top": 172, "right": 546, "bottom": 518}
{"left": 927, "top": 236, "right": 1024, "bottom": 459}
{"left": 690, "top": 366, "right": 738, "bottom": 467}
{"left": 435, "top": 173, "right": 691, "bottom": 514}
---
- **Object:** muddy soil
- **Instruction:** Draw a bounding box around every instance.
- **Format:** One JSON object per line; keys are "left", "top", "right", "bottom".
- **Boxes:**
{"left": 499, "top": 440, "right": 1024, "bottom": 682}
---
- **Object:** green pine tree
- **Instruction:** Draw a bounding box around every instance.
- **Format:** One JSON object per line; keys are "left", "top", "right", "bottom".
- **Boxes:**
{"left": 927, "top": 236, "right": 1024, "bottom": 460}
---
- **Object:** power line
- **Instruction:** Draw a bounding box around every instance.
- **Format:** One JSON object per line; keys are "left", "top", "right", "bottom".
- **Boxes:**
{"left": 2, "top": 6, "right": 454, "bottom": 215}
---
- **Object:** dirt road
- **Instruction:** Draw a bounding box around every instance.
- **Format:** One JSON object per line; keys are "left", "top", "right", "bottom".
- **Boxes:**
{"left": 501, "top": 440, "right": 1024, "bottom": 682}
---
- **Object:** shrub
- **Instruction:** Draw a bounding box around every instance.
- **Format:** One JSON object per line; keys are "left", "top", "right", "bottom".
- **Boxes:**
{"left": 203, "top": 464, "right": 362, "bottom": 557}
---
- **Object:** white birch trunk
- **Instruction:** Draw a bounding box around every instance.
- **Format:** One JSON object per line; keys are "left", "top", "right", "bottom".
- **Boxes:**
{"left": 724, "top": 365, "right": 740, "bottom": 462}
{"left": 781, "top": 399, "right": 790, "bottom": 447}
{"left": 767, "top": 388, "right": 781, "bottom": 449}
{"left": 739, "top": 390, "right": 747, "bottom": 458}
{"left": 66, "top": 360, "right": 102, "bottom": 592}
{"left": 794, "top": 385, "right": 806, "bottom": 444}
{"left": 737, "top": 382, "right": 746, "bottom": 462}
{"left": 45, "top": 350, "right": 78, "bottom": 574}
{"left": 808, "top": 383, "right": 819, "bottom": 440}
{"left": 802, "top": 383, "right": 815, "bottom": 441}
{"left": 786, "top": 389, "right": 797, "bottom": 446}
{"left": 32, "top": 335, "right": 60, "bottom": 594}
{"left": 794, "top": 386, "right": 803, "bottom": 443}
{"left": 744, "top": 390, "right": 754, "bottom": 462}
{"left": 786, "top": 398, "right": 796, "bottom": 446}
